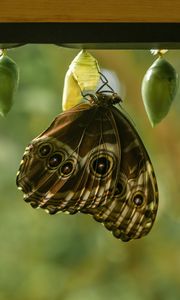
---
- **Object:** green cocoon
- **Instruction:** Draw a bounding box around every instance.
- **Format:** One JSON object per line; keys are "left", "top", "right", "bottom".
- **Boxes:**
{"left": 0, "top": 54, "right": 19, "bottom": 116}
{"left": 141, "top": 57, "right": 179, "bottom": 126}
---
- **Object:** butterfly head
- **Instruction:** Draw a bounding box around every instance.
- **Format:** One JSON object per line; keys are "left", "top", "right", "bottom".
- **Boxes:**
{"left": 83, "top": 92, "right": 122, "bottom": 107}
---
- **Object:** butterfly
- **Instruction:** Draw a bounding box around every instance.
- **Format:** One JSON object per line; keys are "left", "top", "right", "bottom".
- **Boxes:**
{"left": 16, "top": 77, "right": 159, "bottom": 242}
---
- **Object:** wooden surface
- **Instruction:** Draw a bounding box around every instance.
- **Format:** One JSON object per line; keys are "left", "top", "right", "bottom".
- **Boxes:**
{"left": 0, "top": 0, "right": 180, "bottom": 22}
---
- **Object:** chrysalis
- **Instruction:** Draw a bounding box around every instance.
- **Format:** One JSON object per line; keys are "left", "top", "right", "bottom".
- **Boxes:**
{"left": 0, "top": 50, "right": 19, "bottom": 116}
{"left": 141, "top": 51, "right": 179, "bottom": 126}
{"left": 62, "top": 50, "right": 100, "bottom": 111}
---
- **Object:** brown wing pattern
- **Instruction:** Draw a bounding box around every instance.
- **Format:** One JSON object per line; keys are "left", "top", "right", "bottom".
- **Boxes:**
{"left": 87, "top": 106, "right": 159, "bottom": 241}
{"left": 16, "top": 102, "right": 121, "bottom": 215}
{"left": 16, "top": 96, "right": 158, "bottom": 242}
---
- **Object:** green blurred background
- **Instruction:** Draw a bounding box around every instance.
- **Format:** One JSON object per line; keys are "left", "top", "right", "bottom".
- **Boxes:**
{"left": 0, "top": 44, "right": 180, "bottom": 300}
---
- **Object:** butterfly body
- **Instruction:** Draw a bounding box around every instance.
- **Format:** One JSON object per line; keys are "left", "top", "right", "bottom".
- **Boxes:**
{"left": 17, "top": 92, "right": 158, "bottom": 241}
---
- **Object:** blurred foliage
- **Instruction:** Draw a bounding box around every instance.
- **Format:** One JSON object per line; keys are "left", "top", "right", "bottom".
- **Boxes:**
{"left": 0, "top": 45, "right": 180, "bottom": 300}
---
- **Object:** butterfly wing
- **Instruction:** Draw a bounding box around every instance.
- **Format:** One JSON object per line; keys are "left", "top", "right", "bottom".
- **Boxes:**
{"left": 88, "top": 106, "right": 159, "bottom": 241}
{"left": 16, "top": 102, "right": 121, "bottom": 215}
{"left": 17, "top": 97, "right": 158, "bottom": 242}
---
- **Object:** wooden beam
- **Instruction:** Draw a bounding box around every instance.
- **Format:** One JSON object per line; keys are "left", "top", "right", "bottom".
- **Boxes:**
{"left": 0, "top": 0, "right": 180, "bottom": 22}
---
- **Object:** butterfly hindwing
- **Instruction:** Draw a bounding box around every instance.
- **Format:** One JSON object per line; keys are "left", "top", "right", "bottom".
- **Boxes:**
{"left": 90, "top": 105, "right": 158, "bottom": 241}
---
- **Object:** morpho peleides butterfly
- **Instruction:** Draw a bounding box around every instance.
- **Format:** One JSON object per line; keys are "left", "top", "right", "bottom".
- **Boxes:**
{"left": 16, "top": 75, "right": 158, "bottom": 242}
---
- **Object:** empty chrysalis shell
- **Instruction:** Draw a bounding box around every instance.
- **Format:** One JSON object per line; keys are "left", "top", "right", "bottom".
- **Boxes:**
{"left": 0, "top": 52, "right": 19, "bottom": 116}
{"left": 62, "top": 50, "right": 100, "bottom": 111}
{"left": 141, "top": 57, "right": 179, "bottom": 126}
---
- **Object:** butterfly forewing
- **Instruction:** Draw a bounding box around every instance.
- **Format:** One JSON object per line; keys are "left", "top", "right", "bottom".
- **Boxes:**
{"left": 17, "top": 102, "right": 121, "bottom": 215}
